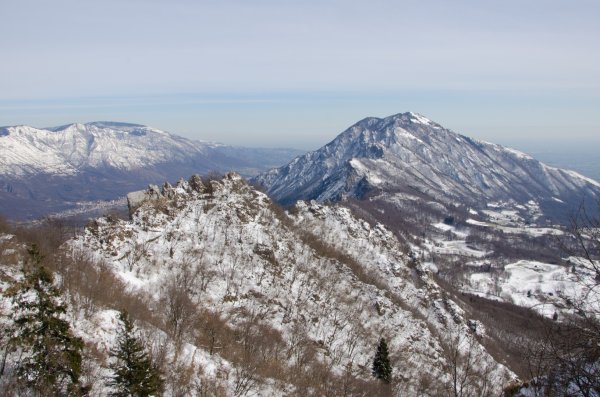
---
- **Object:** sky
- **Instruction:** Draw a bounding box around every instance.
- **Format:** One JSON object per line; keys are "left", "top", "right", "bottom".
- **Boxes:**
{"left": 1, "top": 0, "right": 599, "bottom": 150}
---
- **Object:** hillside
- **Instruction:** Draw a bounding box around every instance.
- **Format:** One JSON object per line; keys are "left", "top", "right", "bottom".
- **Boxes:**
{"left": 0, "top": 174, "right": 514, "bottom": 396}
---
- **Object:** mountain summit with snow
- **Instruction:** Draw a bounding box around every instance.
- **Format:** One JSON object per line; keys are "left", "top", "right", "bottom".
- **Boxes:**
{"left": 0, "top": 121, "right": 223, "bottom": 176}
{"left": 255, "top": 112, "right": 600, "bottom": 222}
{"left": 0, "top": 121, "right": 301, "bottom": 177}
{"left": 0, "top": 122, "right": 302, "bottom": 219}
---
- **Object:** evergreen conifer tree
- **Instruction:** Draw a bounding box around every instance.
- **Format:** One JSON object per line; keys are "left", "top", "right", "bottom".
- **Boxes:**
{"left": 6, "top": 244, "right": 86, "bottom": 396}
{"left": 109, "top": 310, "right": 163, "bottom": 397}
{"left": 372, "top": 337, "right": 392, "bottom": 383}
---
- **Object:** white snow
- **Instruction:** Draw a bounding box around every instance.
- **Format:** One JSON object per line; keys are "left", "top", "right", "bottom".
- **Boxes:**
{"left": 564, "top": 169, "right": 600, "bottom": 188}
{"left": 432, "top": 222, "right": 468, "bottom": 238}
{"left": 503, "top": 147, "right": 533, "bottom": 160}
{"left": 430, "top": 240, "right": 490, "bottom": 258}
{"left": 466, "top": 219, "right": 564, "bottom": 237}
{"left": 349, "top": 158, "right": 383, "bottom": 184}
{"left": 408, "top": 112, "right": 433, "bottom": 126}
{"left": 467, "top": 259, "right": 599, "bottom": 318}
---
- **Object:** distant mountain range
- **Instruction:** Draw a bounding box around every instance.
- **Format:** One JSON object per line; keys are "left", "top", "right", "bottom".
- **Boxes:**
{"left": 0, "top": 122, "right": 303, "bottom": 219}
{"left": 254, "top": 112, "right": 600, "bottom": 223}
{"left": 3, "top": 115, "right": 599, "bottom": 223}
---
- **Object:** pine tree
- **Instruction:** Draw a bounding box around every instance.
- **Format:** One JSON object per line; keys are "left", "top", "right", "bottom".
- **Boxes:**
{"left": 109, "top": 310, "right": 163, "bottom": 397}
{"left": 6, "top": 244, "right": 86, "bottom": 396}
{"left": 372, "top": 337, "right": 392, "bottom": 383}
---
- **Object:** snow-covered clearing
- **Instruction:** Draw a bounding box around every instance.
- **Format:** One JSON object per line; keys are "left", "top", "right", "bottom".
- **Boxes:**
{"left": 467, "top": 259, "right": 598, "bottom": 318}
{"left": 466, "top": 218, "right": 564, "bottom": 237}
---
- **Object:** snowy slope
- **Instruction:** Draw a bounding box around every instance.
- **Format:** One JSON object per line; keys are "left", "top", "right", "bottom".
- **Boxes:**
{"left": 59, "top": 174, "right": 511, "bottom": 395}
{"left": 0, "top": 122, "right": 303, "bottom": 219}
{"left": 254, "top": 112, "right": 600, "bottom": 222}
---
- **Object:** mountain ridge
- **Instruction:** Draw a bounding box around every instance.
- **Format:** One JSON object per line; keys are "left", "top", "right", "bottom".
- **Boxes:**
{"left": 64, "top": 173, "right": 511, "bottom": 394}
{"left": 0, "top": 121, "right": 304, "bottom": 219}
{"left": 254, "top": 112, "right": 600, "bottom": 222}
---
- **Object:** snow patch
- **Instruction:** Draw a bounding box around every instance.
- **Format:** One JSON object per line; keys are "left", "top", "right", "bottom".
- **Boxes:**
{"left": 466, "top": 218, "right": 564, "bottom": 237}
{"left": 503, "top": 147, "right": 533, "bottom": 160}
{"left": 408, "top": 112, "right": 433, "bottom": 126}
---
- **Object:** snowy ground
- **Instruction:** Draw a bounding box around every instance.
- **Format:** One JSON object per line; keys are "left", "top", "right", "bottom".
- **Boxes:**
{"left": 427, "top": 204, "right": 594, "bottom": 320}
{"left": 60, "top": 174, "right": 514, "bottom": 395}
{"left": 466, "top": 259, "right": 598, "bottom": 318}
{"left": 466, "top": 218, "right": 564, "bottom": 237}
{"left": 426, "top": 222, "right": 490, "bottom": 258}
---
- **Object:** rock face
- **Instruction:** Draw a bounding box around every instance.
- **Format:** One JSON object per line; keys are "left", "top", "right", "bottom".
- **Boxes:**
{"left": 254, "top": 112, "right": 600, "bottom": 222}
{"left": 0, "top": 122, "right": 303, "bottom": 219}
{"left": 126, "top": 190, "right": 149, "bottom": 215}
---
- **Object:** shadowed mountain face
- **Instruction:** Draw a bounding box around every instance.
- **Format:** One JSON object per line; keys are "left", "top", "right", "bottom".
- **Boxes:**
{"left": 254, "top": 112, "right": 600, "bottom": 223}
{"left": 0, "top": 122, "right": 303, "bottom": 220}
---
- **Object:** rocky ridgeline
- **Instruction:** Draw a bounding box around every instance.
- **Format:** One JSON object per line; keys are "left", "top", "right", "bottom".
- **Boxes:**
{"left": 68, "top": 173, "right": 513, "bottom": 395}
{"left": 126, "top": 173, "right": 209, "bottom": 215}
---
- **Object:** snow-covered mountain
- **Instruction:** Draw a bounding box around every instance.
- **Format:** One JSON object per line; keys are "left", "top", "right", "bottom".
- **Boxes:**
{"left": 0, "top": 122, "right": 214, "bottom": 176}
{"left": 254, "top": 112, "right": 600, "bottom": 222}
{"left": 0, "top": 121, "right": 303, "bottom": 219}
{"left": 2, "top": 174, "right": 595, "bottom": 395}
{"left": 0, "top": 173, "right": 512, "bottom": 395}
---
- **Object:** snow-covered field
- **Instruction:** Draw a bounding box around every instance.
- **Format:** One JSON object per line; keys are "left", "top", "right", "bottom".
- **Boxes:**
{"left": 466, "top": 218, "right": 564, "bottom": 237}
{"left": 467, "top": 259, "right": 598, "bottom": 318}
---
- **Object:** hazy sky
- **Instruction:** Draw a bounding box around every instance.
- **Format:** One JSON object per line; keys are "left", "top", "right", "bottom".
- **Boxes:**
{"left": 1, "top": 0, "right": 599, "bottom": 150}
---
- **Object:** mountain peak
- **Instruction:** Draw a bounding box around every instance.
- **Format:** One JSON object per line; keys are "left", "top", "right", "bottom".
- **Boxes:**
{"left": 383, "top": 111, "right": 440, "bottom": 129}
{"left": 350, "top": 112, "right": 442, "bottom": 137}
{"left": 47, "top": 122, "right": 87, "bottom": 132}
{"left": 254, "top": 112, "right": 600, "bottom": 221}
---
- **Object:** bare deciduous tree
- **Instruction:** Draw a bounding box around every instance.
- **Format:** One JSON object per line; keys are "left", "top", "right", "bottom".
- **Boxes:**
{"left": 515, "top": 203, "right": 600, "bottom": 396}
{"left": 161, "top": 276, "right": 197, "bottom": 344}
{"left": 441, "top": 331, "right": 494, "bottom": 397}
